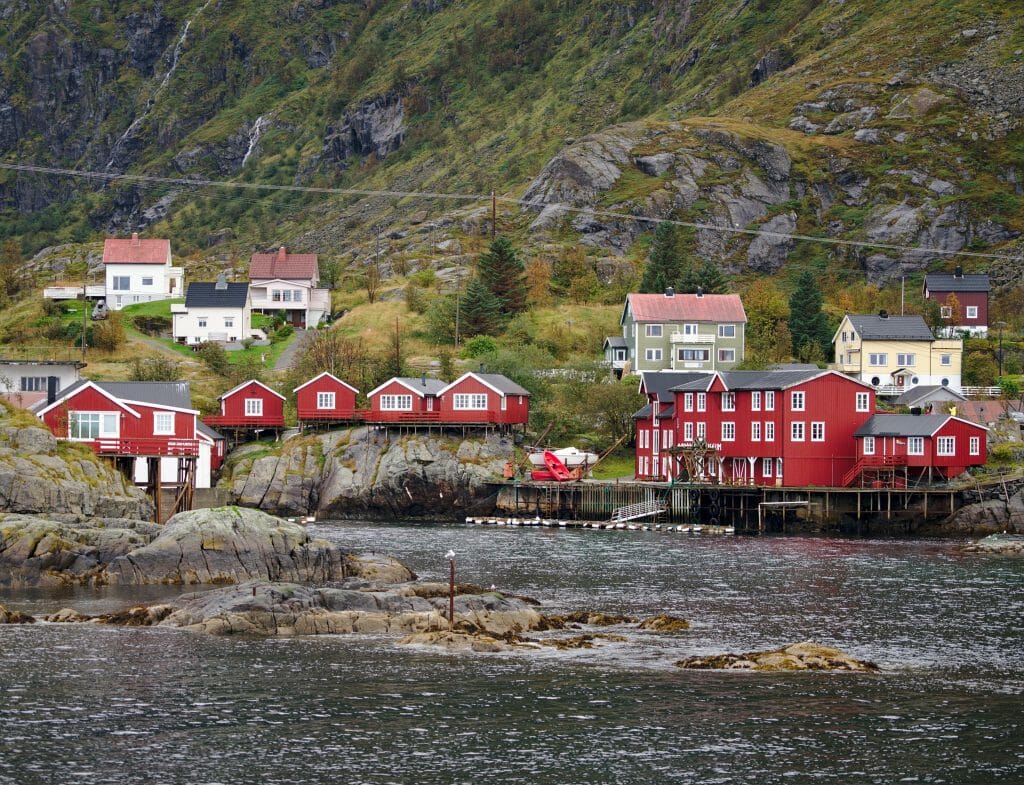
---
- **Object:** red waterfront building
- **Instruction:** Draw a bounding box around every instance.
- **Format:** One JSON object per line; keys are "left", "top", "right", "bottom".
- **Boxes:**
{"left": 204, "top": 379, "right": 286, "bottom": 431}
{"left": 294, "top": 372, "right": 359, "bottom": 426}
{"left": 366, "top": 376, "right": 446, "bottom": 423}
{"left": 436, "top": 372, "right": 531, "bottom": 429}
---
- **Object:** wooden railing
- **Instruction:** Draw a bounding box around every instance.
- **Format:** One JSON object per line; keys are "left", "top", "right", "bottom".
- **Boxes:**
{"left": 95, "top": 438, "right": 200, "bottom": 457}
{"left": 842, "top": 454, "right": 908, "bottom": 487}
{"left": 203, "top": 415, "right": 286, "bottom": 428}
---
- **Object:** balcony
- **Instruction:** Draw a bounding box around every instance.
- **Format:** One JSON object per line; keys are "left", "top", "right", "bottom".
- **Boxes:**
{"left": 94, "top": 437, "right": 200, "bottom": 457}
{"left": 669, "top": 332, "right": 714, "bottom": 344}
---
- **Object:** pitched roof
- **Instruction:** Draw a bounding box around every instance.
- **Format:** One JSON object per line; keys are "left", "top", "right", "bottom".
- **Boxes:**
{"left": 892, "top": 385, "right": 967, "bottom": 406}
{"left": 197, "top": 421, "right": 224, "bottom": 442}
{"left": 35, "top": 380, "right": 195, "bottom": 416}
{"left": 368, "top": 376, "right": 447, "bottom": 398}
{"left": 925, "top": 273, "right": 990, "bottom": 293}
{"left": 474, "top": 373, "right": 531, "bottom": 397}
{"left": 604, "top": 336, "right": 627, "bottom": 349}
{"left": 184, "top": 281, "right": 249, "bottom": 309}
{"left": 103, "top": 234, "right": 171, "bottom": 265}
{"left": 624, "top": 292, "right": 746, "bottom": 324}
{"left": 219, "top": 379, "right": 286, "bottom": 401}
{"left": 639, "top": 371, "right": 711, "bottom": 403}
{"left": 956, "top": 400, "right": 1020, "bottom": 426}
{"left": 633, "top": 403, "right": 675, "bottom": 421}
{"left": 853, "top": 414, "right": 982, "bottom": 438}
{"left": 717, "top": 369, "right": 823, "bottom": 390}
{"left": 293, "top": 371, "right": 359, "bottom": 395}
{"left": 249, "top": 247, "right": 318, "bottom": 280}
{"left": 846, "top": 314, "right": 935, "bottom": 341}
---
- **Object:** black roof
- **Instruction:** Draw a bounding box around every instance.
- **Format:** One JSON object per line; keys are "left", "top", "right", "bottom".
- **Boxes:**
{"left": 640, "top": 371, "right": 711, "bottom": 402}
{"left": 854, "top": 414, "right": 951, "bottom": 437}
{"left": 669, "top": 369, "right": 826, "bottom": 393}
{"left": 184, "top": 281, "right": 249, "bottom": 309}
{"left": 54, "top": 380, "right": 194, "bottom": 410}
{"left": 925, "top": 273, "right": 990, "bottom": 293}
{"left": 633, "top": 403, "right": 675, "bottom": 420}
{"left": 847, "top": 314, "right": 934, "bottom": 341}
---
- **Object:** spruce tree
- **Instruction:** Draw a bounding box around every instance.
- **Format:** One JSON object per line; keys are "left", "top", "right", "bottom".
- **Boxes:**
{"left": 788, "top": 270, "right": 832, "bottom": 360}
{"left": 692, "top": 259, "right": 729, "bottom": 294}
{"left": 460, "top": 278, "right": 503, "bottom": 337}
{"left": 478, "top": 236, "right": 527, "bottom": 316}
{"left": 639, "top": 222, "right": 683, "bottom": 293}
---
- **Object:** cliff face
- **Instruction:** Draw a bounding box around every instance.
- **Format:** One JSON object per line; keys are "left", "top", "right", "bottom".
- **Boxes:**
{"left": 221, "top": 428, "right": 513, "bottom": 519}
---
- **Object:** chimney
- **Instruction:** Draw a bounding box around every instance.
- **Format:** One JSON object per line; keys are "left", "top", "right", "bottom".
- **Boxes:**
{"left": 131, "top": 232, "right": 140, "bottom": 246}
{"left": 277, "top": 246, "right": 287, "bottom": 262}
{"left": 878, "top": 309, "right": 888, "bottom": 319}
{"left": 954, "top": 265, "right": 963, "bottom": 278}
{"left": 421, "top": 372, "right": 427, "bottom": 387}
{"left": 479, "top": 362, "right": 486, "bottom": 373}
{"left": 696, "top": 286, "right": 704, "bottom": 298}
{"left": 46, "top": 376, "right": 59, "bottom": 406}
{"left": 664, "top": 286, "right": 674, "bottom": 298}
{"left": 911, "top": 406, "right": 922, "bottom": 416}
{"left": 215, "top": 272, "right": 228, "bottom": 291}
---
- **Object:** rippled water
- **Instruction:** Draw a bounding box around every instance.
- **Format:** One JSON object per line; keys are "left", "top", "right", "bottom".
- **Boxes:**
{"left": 2, "top": 524, "right": 1022, "bottom": 785}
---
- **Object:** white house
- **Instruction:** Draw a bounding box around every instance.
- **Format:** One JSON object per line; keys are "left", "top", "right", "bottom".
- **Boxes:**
{"left": 248, "top": 247, "right": 330, "bottom": 328}
{"left": 0, "top": 359, "right": 85, "bottom": 409}
{"left": 103, "top": 233, "right": 183, "bottom": 310}
{"left": 172, "top": 275, "right": 252, "bottom": 345}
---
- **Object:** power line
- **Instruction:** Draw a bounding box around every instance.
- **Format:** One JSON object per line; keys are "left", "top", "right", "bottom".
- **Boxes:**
{"left": 1, "top": 161, "right": 1021, "bottom": 264}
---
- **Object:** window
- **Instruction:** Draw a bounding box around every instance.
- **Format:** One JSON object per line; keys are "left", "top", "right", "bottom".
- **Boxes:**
{"left": 811, "top": 422, "right": 825, "bottom": 442}
{"left": 293, "top": 290, "right": 303, "bottom": 303}
{"left": 791, "top": 421, "right": 805, "bottom": 442}
{"left": 317, "top": 392, "right": 335, "bottom": 410}
{"left": 683, "top": 422, "right": 693, "bottom": 442}
{"left": 868, "top": 353, "right": 888, "bottom": 366}
{"left": 697, "top": 393, "right": 706, "bottom": 412}
{"left": 721, "top": 392, "right": 735, "bottom": 411}
{"left": 696, "top": 422, "right": 706, "bottom": 440}
{"left": 69, "top": 412, "right": 118, "bottom": 440}
{"left": 790, "top": 391, "right": 805, "bottom": 411}
{"left": 751, "top": 391, "right": 761, "bottom": 411}
{"left": 244, "top": 398, "right": 263, "bottom": 417}
{"left": 908, "top": 437, "right": 924, "bottom": 456}
{"left": 966, "top": 306, "right": 978, "bottom": 319}
{"left": 380, "top": 394, "right": 413, "bottom": 411}
{"left": 940, "top": 306, "right": 952, "bottom": 318}
{"left": 285, "top": 290, "right": 295, "bottom": 302}
{"left": 718, "top": 348, "right": 736, "bottom": 363}
{"left": 897, "top": 353, "right": 916, "bottom": 366}
{"left": 501, "top": 396, "right": 507, "bottom": 411}
{"left": 646, "top": 324, "right": 662, "bottom": 338}
{"left": 970, "top": 436, "right": 980, "bottom": 456}
{"left": 682, "top": 323, "right": 699, "bottom": 336}
{"left": 937, "top": 436, "right": 956, "bottom": 456}
{"left": 841, "top": 331, "right": 848, "bottom": 343}
{"left": 153, "top": 412, "right": 174, "bottom": 436}
{"left": 684, "top": 393, "right": 694, "bottom": 412}
{"left": 721, "top": 422, "right": 735, "bottom": 442}
{"left": 678, "top": 349, "right": 709, "bottom": 361}
{"left": 224, "top": 318, "right": 234, "bottom": 328}
{"left": 141, "top": 276, "right": 153, "bottom": 287}
{"left": 20, "top": 377, "right": 47, "bottom": 392}
{"left": 454, "top": 393, "right": 488, "bottom": 410}
{"left": 765, "top": 391, "right": 775, "bottom": 411}
{"left": 718, "top": 324, "right": 736, "bottom": 338}
{"left": 272, "top": 290, "right": 282, "bottom": 302}
{"left": 111, "top": 276, "right": 130, "bottom": 291}
{"left": 751, "top": 422, "right": 761, "bottom": 441}
{"left": 776, "top": 458, "right": 783, "bottom": 478}
{"left": 863, "top": 436, "right": 875, "bottom": 456}
{"left": 765, "top": 422, "right": 775, "bottom": 442}
{"left": 762, "top": 457, "right": 773, "bottom": 477}
{"left": 645, "top": 348, "right": 663, "bottom": 361}
{"left": 940, "top": 354, "right": 952, "bottom": 366}
{"left": 856, "top": 392, "right": 870, "bottom": 412}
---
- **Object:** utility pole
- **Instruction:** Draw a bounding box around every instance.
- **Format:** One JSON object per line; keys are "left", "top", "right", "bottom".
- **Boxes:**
{"left": 901, "top": 276, "right": 905, "bottom": 315}
{"left": 490, "top": 190, "right": 496, "bottom": 240}
{"left": 80, "top": 281, "right": 87, "bottom": 361}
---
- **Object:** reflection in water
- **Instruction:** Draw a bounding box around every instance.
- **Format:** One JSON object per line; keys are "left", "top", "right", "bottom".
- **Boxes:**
{"left": 1, "top": 524, "right": 1022, "bottom": 784}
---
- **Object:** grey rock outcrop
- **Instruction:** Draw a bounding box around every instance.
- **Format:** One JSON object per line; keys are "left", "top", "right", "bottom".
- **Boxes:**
{"left": 961, "top": 533, "right": 1024, "bottom": 554}
{"left": 676, "top": 641, "right": 879, "bottom": 672}
{"left": 323, "top": 92, "right": 406, "bottom": 165}
{"left": 746, "top": 212, "right": 797, "bottom": 273}
{"left": 751, "top": 49, "right": 793, "bottom": 86}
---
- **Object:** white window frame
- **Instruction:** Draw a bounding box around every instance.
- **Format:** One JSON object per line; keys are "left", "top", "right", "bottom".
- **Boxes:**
{"left": 791, "top": 421, "right": 805, "bottom": 442}
{"left": 721, "top": 422, "right": 735, "bottom": 442}
{"left": 244, "top": 398, "right": 263, "bottom": 417}
{"left": 500, "top": 396, "right": 507, "bottom": 411}
{"left": 863, "top": 436, "right": 875, "bottom": 456}
{"left": 111, "top": 276, "right": 130, "bottom": 291}
{"left": 198, "top": 318, "right": 207, "bottom": 328}
{"left": 453, "top": 393, "right": 488, "bottom": 410}
{"left": 380, "top": 394, "right": 413, "bottom": 411}
{"left": 721, "top": 392, "right": 735, "bottom": 412}
{"left": 224, "top": 318, "right": 235, "bottom": 329}
{"left": 937, "top": 436, "right": 956, "bottom": 456}
{"left": 762, "top": 457, "right": 773, "bottom": 477}
{"left": 678, "top": 348, "right": 710, "bottom": 362}
{"left": 69, "top": 411, "right": 119, "bottom": 440}
{"left": 940, "top": 354, "right": 952, "bottom": 366}
{"left": 718, "top": 324, "right": 736, "bottom": 338}
{"left": 751, "top": 422, "right": 761, "bottom": 441}
{"left": 718, "top": 348, "right": 736, "bottom": 363}
{"left": 751, "top": 391, "right": 761, "bottom": 411}
{"left": 908, "top": 437, "right": 924, "bottom": 456}
{"left": 645, "top": 324, "right": 663, "bottom": 338}
{"left": 153, "top": 411, "right": 175, "bottom": 436}
{"left": 869, "top": 353, "right": 888, "bottom": 366}
{"left": 897, "top": 353, "right": 916, "bottom": 367}
{"left": 684, "top": 393, "right": 694, "bottom": 412}
{"left": 317, "top": 392, "right": 336, "bottom": 410}
{"left": 765, "top": 421, "right": 775, "bottom": 442}
{"left": 965, "top": 306, "right": 978, "bottom": 319}
{"left": 856, "top": 392, "right": 870, "bottom": 412}
{"left": 790, "top": 391, "right": 805, "bottom": 412}
{"left": 697, "top": 393, "right": 706, "bottom": 412}
{"left": 696, "top": 422, "right": 706, "bottom": 440}
{"left": 683, "top": 422, "right": 694, "bottom": 442}
{"left": 940, "top": 306, "right": 952, "bottom": 319}
{"left": 645, "top": 348, "right": 663, "bottom": 362}
{"left": 811, "top": 422, "right": 825, "bottom": 442}
{"left": 765, "top": 391, "right": 775, "bottom": 411}
{"left": 970, "top": 436, "right": 980, "bottom": 456}
{"left": 19, "top": 376, "right": 47, "bottom": 392}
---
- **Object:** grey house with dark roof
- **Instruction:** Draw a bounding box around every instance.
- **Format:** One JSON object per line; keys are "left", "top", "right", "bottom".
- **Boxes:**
{"left": 172, "top": 274, "right": 253, "bottom": 345}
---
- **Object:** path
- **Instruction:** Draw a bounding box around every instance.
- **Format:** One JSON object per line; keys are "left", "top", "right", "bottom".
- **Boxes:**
{"left": 274, "top": 328, "right": 307, "bottom": 371}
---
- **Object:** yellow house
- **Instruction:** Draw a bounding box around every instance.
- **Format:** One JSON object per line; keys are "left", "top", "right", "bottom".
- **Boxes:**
{"left": 832, "top": 312, "right": 962, "bottom": 395}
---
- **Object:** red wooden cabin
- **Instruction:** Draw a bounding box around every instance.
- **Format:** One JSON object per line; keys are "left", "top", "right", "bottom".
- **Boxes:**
{"left": 923, "top": 268, "right": 990, "bottom": 335}
{"left": 294, "top": 372, "right": 359, "bottom": 425}
{"left": 204, "top": 379, "right": 286, "bottom": 429}
{"left": 850, "top": 414, "right": 987, "bottom": 485}
{"left": 437, "top": 372, "right": 530, "bottom": 427}
{"left": 366, "top": 376, "right": 446, "bottom": 423}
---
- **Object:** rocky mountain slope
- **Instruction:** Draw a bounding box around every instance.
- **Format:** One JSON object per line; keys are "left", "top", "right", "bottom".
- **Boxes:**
{"left": 0, "top": 1, "right": 1022, "bottom": 285}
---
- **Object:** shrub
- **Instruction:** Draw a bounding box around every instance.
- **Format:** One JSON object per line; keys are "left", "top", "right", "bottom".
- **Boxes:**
{"left": 92, "top": 312, "right": 126, "bottom": 352}
{"left": 196, "top": 341, "right": 230, "bottom": 376}
{"left": 133, "top": 314, "right": 172, "bottom": 336}
{"left": 130, "top": 356, "right": 181, "bottom": 381}
{"left": 461, "top": 335, "right": 498, "bottom": 358}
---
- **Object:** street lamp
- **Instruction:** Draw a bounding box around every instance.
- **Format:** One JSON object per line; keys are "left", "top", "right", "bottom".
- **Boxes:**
{"left": 445, "top": 549, "right": 456, "bottom": 632}
{"left": 996, "top": 321, "right": 1008, "bottom": 378}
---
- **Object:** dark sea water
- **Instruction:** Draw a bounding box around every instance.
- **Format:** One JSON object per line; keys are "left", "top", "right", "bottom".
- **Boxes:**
{"left": 1, "top": 524, "right": 1022, "bottom": 785}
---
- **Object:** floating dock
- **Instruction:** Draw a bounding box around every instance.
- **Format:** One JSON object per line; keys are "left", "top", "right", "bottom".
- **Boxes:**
{"left": 465, "top": 515, "right": 734, "bottom": 535}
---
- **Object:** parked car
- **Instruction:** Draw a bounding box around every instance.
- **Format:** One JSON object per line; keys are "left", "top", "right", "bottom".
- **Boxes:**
{"left": 91, "top": 300, "right": 108, "bottom": 320}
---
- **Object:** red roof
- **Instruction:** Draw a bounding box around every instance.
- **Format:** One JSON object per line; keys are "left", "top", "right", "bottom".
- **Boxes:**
{"left": 249, "top": 247, "right": 318, "bottom": 281}
{"left": 626, "top": 292, "right": 747, "bottom": 323}
{"left": 103, "top": 233, "right": 171, "bottom": 265}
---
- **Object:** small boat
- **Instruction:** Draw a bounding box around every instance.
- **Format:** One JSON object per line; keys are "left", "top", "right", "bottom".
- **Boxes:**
{"left": 527, "top": 446, "right": 599, "bottom": 470}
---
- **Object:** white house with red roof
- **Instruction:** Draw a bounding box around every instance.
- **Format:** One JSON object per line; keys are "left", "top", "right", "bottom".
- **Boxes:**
{"left": 248, "top": 247, "right": 330, "bottom": 328}
{"left": 103, "top": 233, "right": 183, "bottom": 310}
{"left": 608, "top": 288, "right": 747, "bottom": 374}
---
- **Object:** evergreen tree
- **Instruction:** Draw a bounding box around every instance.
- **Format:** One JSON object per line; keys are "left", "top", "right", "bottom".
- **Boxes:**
{"left": 460, "top": 278, "right": 503, "bottom": 337}
{"left": 694, "top": 259, "right": 729, "bottom": 294}
{"left": 788, "top": 270, "right": 832, "bottom": 360}
{"left": 478, "top": 236, "right": 527, "bottom": 316}
{"left": 639, "top": 222, "right": 684, "bottom": 293}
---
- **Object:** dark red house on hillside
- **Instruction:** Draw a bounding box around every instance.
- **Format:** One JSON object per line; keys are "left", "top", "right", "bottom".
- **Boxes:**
{"left": 294, "top": 372, "right": 359, "bottom": 426}
{"left": 436, "top": 372, "right": 531, "bottom": 428}
{"left": 923, "top": 268, "right": 990, "bottom": 336}
{"left": 851, "top": 414, "right": 988, "bottom": 484}
{"left": 366, "top": 376, "right": 446, "bottom": 423}
{"left": 204, "top": 379, "right": 286, "bottom": 431}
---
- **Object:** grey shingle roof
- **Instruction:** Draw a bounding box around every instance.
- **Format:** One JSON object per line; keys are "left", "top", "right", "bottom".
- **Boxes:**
{"left": 55, "top": 380, "right": 194, "bottom": 410}
{"left": 197, "top": 421, "right": 224, "bottom": 441}
{"left": 854, "top": 414, "right": 950, "bottom": 437}
{"left": 893, "top": 385, "right": 966, "bottom": 406}
{"left": 847, "top": 314, "right": 934, "bottom": 341}
{"left": 925, "top": 273, "right": 990, "bottom": 293}
{"left": 633, "top": 402, "right": 676, "bottom": 420}
{"left": 396, "top": 376, "right": 447, "bottom": 395}
{"left": 604, "top": 336, "right": 627, "bottom": 349}
{"left": 718, "top": 370, "right": 823, "bottom": 389}
{"left": 184, "top": 281, "right": 249, "bottom": 309}
{"left": 641, "top": 371, "right": 711, "bottom": 402}
{"left": 476, "top": 373, "right": 531, "bottom": 396}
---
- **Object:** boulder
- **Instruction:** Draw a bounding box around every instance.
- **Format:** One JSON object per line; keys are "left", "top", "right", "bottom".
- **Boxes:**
{"left": 676, "top": 641, "right": 879, "bottom": 672}
{"left": 637, "top": 614, "right": 690, "bottom": 632}
{"left": 0, "top": 604, "right": 35, "bottom": 624}
{"left": 962, "top": 533, "right": 1024, "bottom": 554}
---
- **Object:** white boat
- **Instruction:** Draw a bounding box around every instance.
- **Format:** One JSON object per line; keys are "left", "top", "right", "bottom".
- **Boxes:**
{"left": 527, "top": 446, "right": 600, "bottom": 469}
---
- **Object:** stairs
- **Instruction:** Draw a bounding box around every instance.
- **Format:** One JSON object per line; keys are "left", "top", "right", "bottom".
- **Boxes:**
{"left": 842, "top": 455, "right": 908, "bottom": 488}
{"left": 610, "top": 498, "right": 668, "bottom": 523}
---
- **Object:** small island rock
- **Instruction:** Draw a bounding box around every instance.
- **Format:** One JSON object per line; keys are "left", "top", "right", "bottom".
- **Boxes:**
{"left": 676, "top": 641, "right": 879, "bottom": 672}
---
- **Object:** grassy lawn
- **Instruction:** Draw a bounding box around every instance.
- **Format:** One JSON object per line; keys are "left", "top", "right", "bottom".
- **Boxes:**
{"left": 590, "top": 451, "right": 636, "bottom": 480}
{"left": 120, "top": 299, "right": 183, "bottom": 319}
